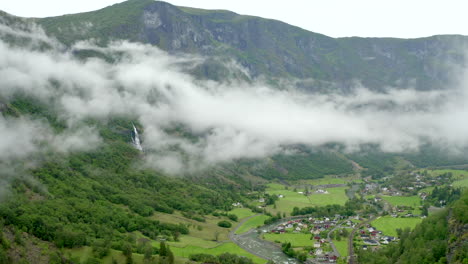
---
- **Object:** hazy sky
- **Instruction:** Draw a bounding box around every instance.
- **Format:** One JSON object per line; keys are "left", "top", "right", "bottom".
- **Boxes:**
{"left": 1, "top": 0, "right": 468, "bottom": 38}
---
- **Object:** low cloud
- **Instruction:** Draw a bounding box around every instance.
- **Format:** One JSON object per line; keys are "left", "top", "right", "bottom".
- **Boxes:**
{"left": 1, "top": 21, "right": 468, "bottom": 174}
{"left": 0, "top": 116, "right": 101, "bottom": 161}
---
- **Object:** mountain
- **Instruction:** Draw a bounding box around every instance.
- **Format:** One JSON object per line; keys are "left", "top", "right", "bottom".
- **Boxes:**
{"left": 1, "top": 1, "right": 468, "bottom": 264}
{"left": 2, "top": 0, "right": 461, "bottom": 91}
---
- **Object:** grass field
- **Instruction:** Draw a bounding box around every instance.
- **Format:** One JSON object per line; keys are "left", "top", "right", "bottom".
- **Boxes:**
{"left": 301, "top": 175, "right": 362, "bottom": 185}
{"left": 66, "top": 248, "right": 182, "bottom": 264}
{"left": 263, "top": 233, "right": 313, "bottom": 247}
{"left": 333, "top": 239, "right": 348, "bottom": 257}
{"left": 169, "top": 242, "right": 266, "bottom": 264}
{"left": 382, "top": 195, "right": 421, "bottom": 207}
{"left": 453, "top": 178, "right": 468, "bottom": 188}
{"left": 151, "top": 211, "right": 232, "bottom": 241}
{"left": 235, "top": 215, "right": 270, "bottom": 234}
{"left": 422, "top": 169, "right": 468, "bottom": 179}
{"left": 265, "top": 183, "right": 349, "bottom": 215}
{"left": 382, "top": 195, "right": 421, "bottom": 214}
{"left": 166, "top": 235, "right": 219, "bottom": 248}
{"left": 372, "top": 216, "right": 422, "bottom": 237}
{"left": 228, "top": 208, "right": 256, "bottom": 219}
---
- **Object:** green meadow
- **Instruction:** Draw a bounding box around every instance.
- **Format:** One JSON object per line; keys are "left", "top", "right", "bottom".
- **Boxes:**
{"left": 452, "top": 178, "right": 468, "bottom": 188}
{"left": 372, "top": 216, "right": 422, "bottom": 237}
{"left": 382, "top": 195, "right": 421, "bottom": 207}
{"left": 235, "top": 215, "right": 270, "bottom": 234}
{"left": 169, "top": 242, "right": 266, "bottom": 264}
{"left": 423, "top": 169, "right": 468, "bottom": 179}
{"left": 333, "top": 239, "right": 348, "bottom": 257}
{"left": 265, "top": 183, "right": 349, "bottom": 215}
{"left": 228, "top": 208, "right": 256, "bottom": 219}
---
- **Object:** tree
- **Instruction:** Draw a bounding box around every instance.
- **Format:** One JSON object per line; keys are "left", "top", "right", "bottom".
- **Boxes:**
{"left": 173, "top": 232, "right": 180, "bottom": 242}
{"left": 144, "top": 245, "right": 153, "bottom": 261}
{"left": 122, "top": 242, "right": 133, "bottom": 264}
{"left": 167, "top": 246, "right": 174, "bottom": 264}
{"left": 159, "top": 241, "right": 167, "bottom": 257}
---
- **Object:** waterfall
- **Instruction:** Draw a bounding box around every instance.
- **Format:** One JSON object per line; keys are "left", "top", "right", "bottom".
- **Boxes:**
{"left": 132, "top": 124, "right": 143, "bottom": 151}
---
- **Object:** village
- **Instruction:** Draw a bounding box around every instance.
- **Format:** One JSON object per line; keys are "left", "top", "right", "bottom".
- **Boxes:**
{"left": 227, "top": 169, "right": 464, "bottom": 264}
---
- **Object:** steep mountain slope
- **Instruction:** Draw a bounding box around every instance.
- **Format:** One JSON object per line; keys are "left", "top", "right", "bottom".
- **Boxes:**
{"left": 31, "top": 0, "right": 468, "bottom": 91}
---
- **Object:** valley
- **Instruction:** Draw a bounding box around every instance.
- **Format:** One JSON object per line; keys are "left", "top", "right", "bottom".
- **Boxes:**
{"left": 0, "top": 1, "right": 467, "bottom": 263}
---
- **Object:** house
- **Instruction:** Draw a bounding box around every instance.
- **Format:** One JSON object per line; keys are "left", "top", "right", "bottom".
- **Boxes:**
{"left": 232, "top": 202, "right": 242, "bottom": 207}
{"left": 362, "top": 245, "right": 368, "bottom": 250}
{"left": 363, "top": 239, "right": 379, "bottom": 245}
{"left": 315, "top": 248, "right": 323, "bottom": 255}
{"left": 259, "top": 198, "right": 265, "bottom": 203}
{"left": 312, "top": 229, "right": 320, "bottom": 235}
{"left": 313, "top": 241, "right": 321, "bottom": 248}
{"left": 277, "top": 194, "right": 284, "bottom": 198}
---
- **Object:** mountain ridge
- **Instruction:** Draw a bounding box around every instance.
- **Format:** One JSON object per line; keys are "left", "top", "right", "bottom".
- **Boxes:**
{"left": 2, "top": 0, "right": 467, "bottom": 91}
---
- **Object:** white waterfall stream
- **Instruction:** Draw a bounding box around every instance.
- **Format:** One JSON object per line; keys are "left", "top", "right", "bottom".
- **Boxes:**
{"left": 132, "top": 124, "right": 143, "bottom": 151}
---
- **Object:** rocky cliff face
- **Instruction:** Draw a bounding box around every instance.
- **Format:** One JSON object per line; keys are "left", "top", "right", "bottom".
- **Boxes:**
{"left": 4, "top": 0, "right": 465, "bottom": 91}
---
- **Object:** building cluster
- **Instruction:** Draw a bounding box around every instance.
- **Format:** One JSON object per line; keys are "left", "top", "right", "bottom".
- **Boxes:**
{"left": 270, "top": 217, "right": 338, "bottom": 234}
{"left": 358, "top": 224, "right": 397, "bottom": 250}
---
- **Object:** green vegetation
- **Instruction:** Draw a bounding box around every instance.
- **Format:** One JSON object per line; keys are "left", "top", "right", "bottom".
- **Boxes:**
{"left": 189, "top": 253, "right": 255, "bottom": 264}
{"left": 291, "top": 198, "right": 363, "bottom": 216}
{"left": 217, "top": 221, "right": 232, "bottom": 228}
{"left": 151, "top": 212, "right": 232, "bottom": 242}
{"left": 263, "top": 233, "right": 312, "bottom": 247}
{"left": 302, "top": 175, "right": 362, "bottom": 185}
{"left": 228, "top": 208, "right": 256, "bottom": 220}
{"left": 381, "top": 195, "right": 421, "bottom": 208}
{"left": 2, "top": 2, "right": 468, "bottom": 263}
{"left": 235, "top": 215, "right": 270, "bottom": 234}
{"left": 453, "top": 178, "right": 468, "bottom": 188}
{"left": 0, "top": 96, "right": 258, "bottom": 263}
{"left": 371, "top": 216, "right": 422, "bottom": 237}
{"left": 421, "top": 169, "right": 468, "bottom": 179}
{"left": 333, "top": 240, "right": 348, "bottom": 257}
{"left": 170, "top": 243, "right": 266, "bottom": 264}
{"left": 264, "top": 183, "right": 349, "bottom": 214}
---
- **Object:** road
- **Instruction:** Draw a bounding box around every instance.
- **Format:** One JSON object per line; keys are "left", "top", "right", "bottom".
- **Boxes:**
{"left": 348, "top": 216, "right": 377, "bottom": 264}
{"left": 327, "top": 225, "right": 354, "bottom": 258}
{"left": 229, "top": 215, "right": 299, "bottom": 264}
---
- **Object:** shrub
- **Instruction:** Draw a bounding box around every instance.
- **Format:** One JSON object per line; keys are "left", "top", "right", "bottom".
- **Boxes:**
{"left": 217, "top": 221, "right": 232, "bottom": 228}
